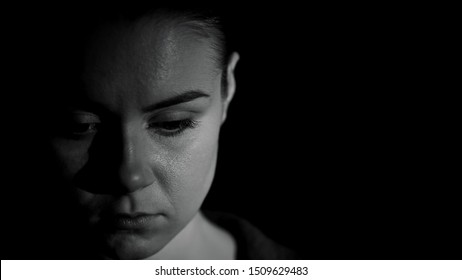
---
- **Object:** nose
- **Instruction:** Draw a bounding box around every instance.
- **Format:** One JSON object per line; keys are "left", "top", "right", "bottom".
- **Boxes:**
{"left": 117, "top": 126, "right": 155, "bottom": 193}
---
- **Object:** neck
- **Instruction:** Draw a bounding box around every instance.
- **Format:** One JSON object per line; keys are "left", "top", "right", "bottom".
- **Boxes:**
{"left": 146, "top": 211, "right": 236, "bottom": 260}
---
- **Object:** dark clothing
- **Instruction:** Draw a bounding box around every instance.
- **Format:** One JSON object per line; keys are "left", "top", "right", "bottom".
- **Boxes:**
{"left": 203, "top": 211, "right": 300, "bottom": 260}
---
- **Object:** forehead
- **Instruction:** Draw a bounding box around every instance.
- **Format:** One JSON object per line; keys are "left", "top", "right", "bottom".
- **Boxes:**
{"left": 79, "top": 17, "right": 221, "bottom": 109}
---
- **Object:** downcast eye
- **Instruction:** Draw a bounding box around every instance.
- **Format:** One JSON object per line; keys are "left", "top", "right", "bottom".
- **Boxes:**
{"left": 68, "top": 122, "right": 99, "bottom": 135}
{"left": 148, "top": 119, "right": 199, "bottom": 137}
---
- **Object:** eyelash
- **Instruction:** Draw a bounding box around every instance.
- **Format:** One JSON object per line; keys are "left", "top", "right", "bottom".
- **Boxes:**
{"left": 148, "top": 119, "right": 200, "bottom": 137}
{"left": 65, "top": 123, "right": 99, "bottom": 137}
{"left": 65, "top": 118, "right": 199, "bottom": 139}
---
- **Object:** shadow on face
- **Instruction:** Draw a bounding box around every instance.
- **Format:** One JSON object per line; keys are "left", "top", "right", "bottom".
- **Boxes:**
{"left": 9, "top": 10, "right": 232, "bottom": 259}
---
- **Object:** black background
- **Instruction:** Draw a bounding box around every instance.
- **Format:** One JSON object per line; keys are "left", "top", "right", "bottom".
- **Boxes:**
{"left": 202, "top": 4, "right": 459, "bottom": 259}
{"left": 2, "top": 4, "right": 459, "bottom": 259}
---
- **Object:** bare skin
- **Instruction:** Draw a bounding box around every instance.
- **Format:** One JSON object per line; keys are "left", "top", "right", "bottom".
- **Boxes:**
{"left": 50, "top": 16, "right": 239, "bottom": 259}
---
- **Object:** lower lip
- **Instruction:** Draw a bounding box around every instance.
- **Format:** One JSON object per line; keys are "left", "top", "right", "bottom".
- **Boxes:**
{"left": 109, "top": 214, "right": 159, "bottom": 231}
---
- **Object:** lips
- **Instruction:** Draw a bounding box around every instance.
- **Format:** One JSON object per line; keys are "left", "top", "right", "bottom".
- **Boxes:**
{"left": 101, "top": 212, "right": 160, "bottom": 232}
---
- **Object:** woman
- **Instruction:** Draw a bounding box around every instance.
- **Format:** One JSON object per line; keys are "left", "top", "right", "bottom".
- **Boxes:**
{"left": 4, "top": 6, "right": 299, "bottom": 260}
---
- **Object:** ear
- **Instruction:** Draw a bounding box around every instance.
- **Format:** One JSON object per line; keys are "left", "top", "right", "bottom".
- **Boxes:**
{"left": 221, "top": 52, "right": 240, "bottom": 124}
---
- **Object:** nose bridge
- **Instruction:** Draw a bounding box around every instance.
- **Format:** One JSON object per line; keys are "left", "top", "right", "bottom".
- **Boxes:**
{"left": 118, "top": 122, "right": 155, "bottom": 193}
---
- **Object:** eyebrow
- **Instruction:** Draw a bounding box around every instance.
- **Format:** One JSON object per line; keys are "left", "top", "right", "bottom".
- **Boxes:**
{"left": 142, "top": 90, "right": 211, "bottom": 113}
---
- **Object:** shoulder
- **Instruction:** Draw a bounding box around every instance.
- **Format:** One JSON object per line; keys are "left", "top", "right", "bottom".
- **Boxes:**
{"left": 202, "top": 211, "right": 301, "bottom": 260}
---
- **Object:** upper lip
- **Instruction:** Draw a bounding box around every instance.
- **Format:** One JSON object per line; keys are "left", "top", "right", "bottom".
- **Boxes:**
{"left": 115, "top": 212, "right": 153, "bottom": 218}
{"left": 100, "top": 212, "right": 157, "bottom": 224}
{"left": 99, "top": 212, "right": 159, "bottom": 231}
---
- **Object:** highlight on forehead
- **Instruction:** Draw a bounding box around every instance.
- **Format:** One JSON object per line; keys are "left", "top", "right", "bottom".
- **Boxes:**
{"left": 137, "top": 9, "right": 227, "bottom": 70}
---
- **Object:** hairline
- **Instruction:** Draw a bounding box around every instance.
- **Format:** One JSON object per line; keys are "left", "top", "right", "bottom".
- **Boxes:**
{"left": 136, "top": 11, "right": 229, "bottom": 98}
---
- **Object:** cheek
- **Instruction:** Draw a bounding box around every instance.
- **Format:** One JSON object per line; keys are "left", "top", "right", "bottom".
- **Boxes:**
{"left": 159, "top": 109, "right": 221, "bottom": 220}
{"left": 50, "top": 138, "right": 91, "bottom": 181}
{"left": 49, "top": 99, "right": 223, "bottom": 221}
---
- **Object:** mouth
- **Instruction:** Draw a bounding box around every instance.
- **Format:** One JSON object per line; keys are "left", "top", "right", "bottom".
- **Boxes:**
{"left": 101, "top": 212, "right": 161, "bottom": 232}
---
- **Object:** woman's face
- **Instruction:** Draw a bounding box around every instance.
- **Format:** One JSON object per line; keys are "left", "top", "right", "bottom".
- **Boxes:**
{"left": 49, "top": 19, "right": 231, "bottom": 259}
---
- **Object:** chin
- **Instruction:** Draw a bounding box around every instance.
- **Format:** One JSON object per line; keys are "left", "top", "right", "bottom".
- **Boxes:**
{"left": 103, "top": 232, "right": 167, "bottom": 259}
